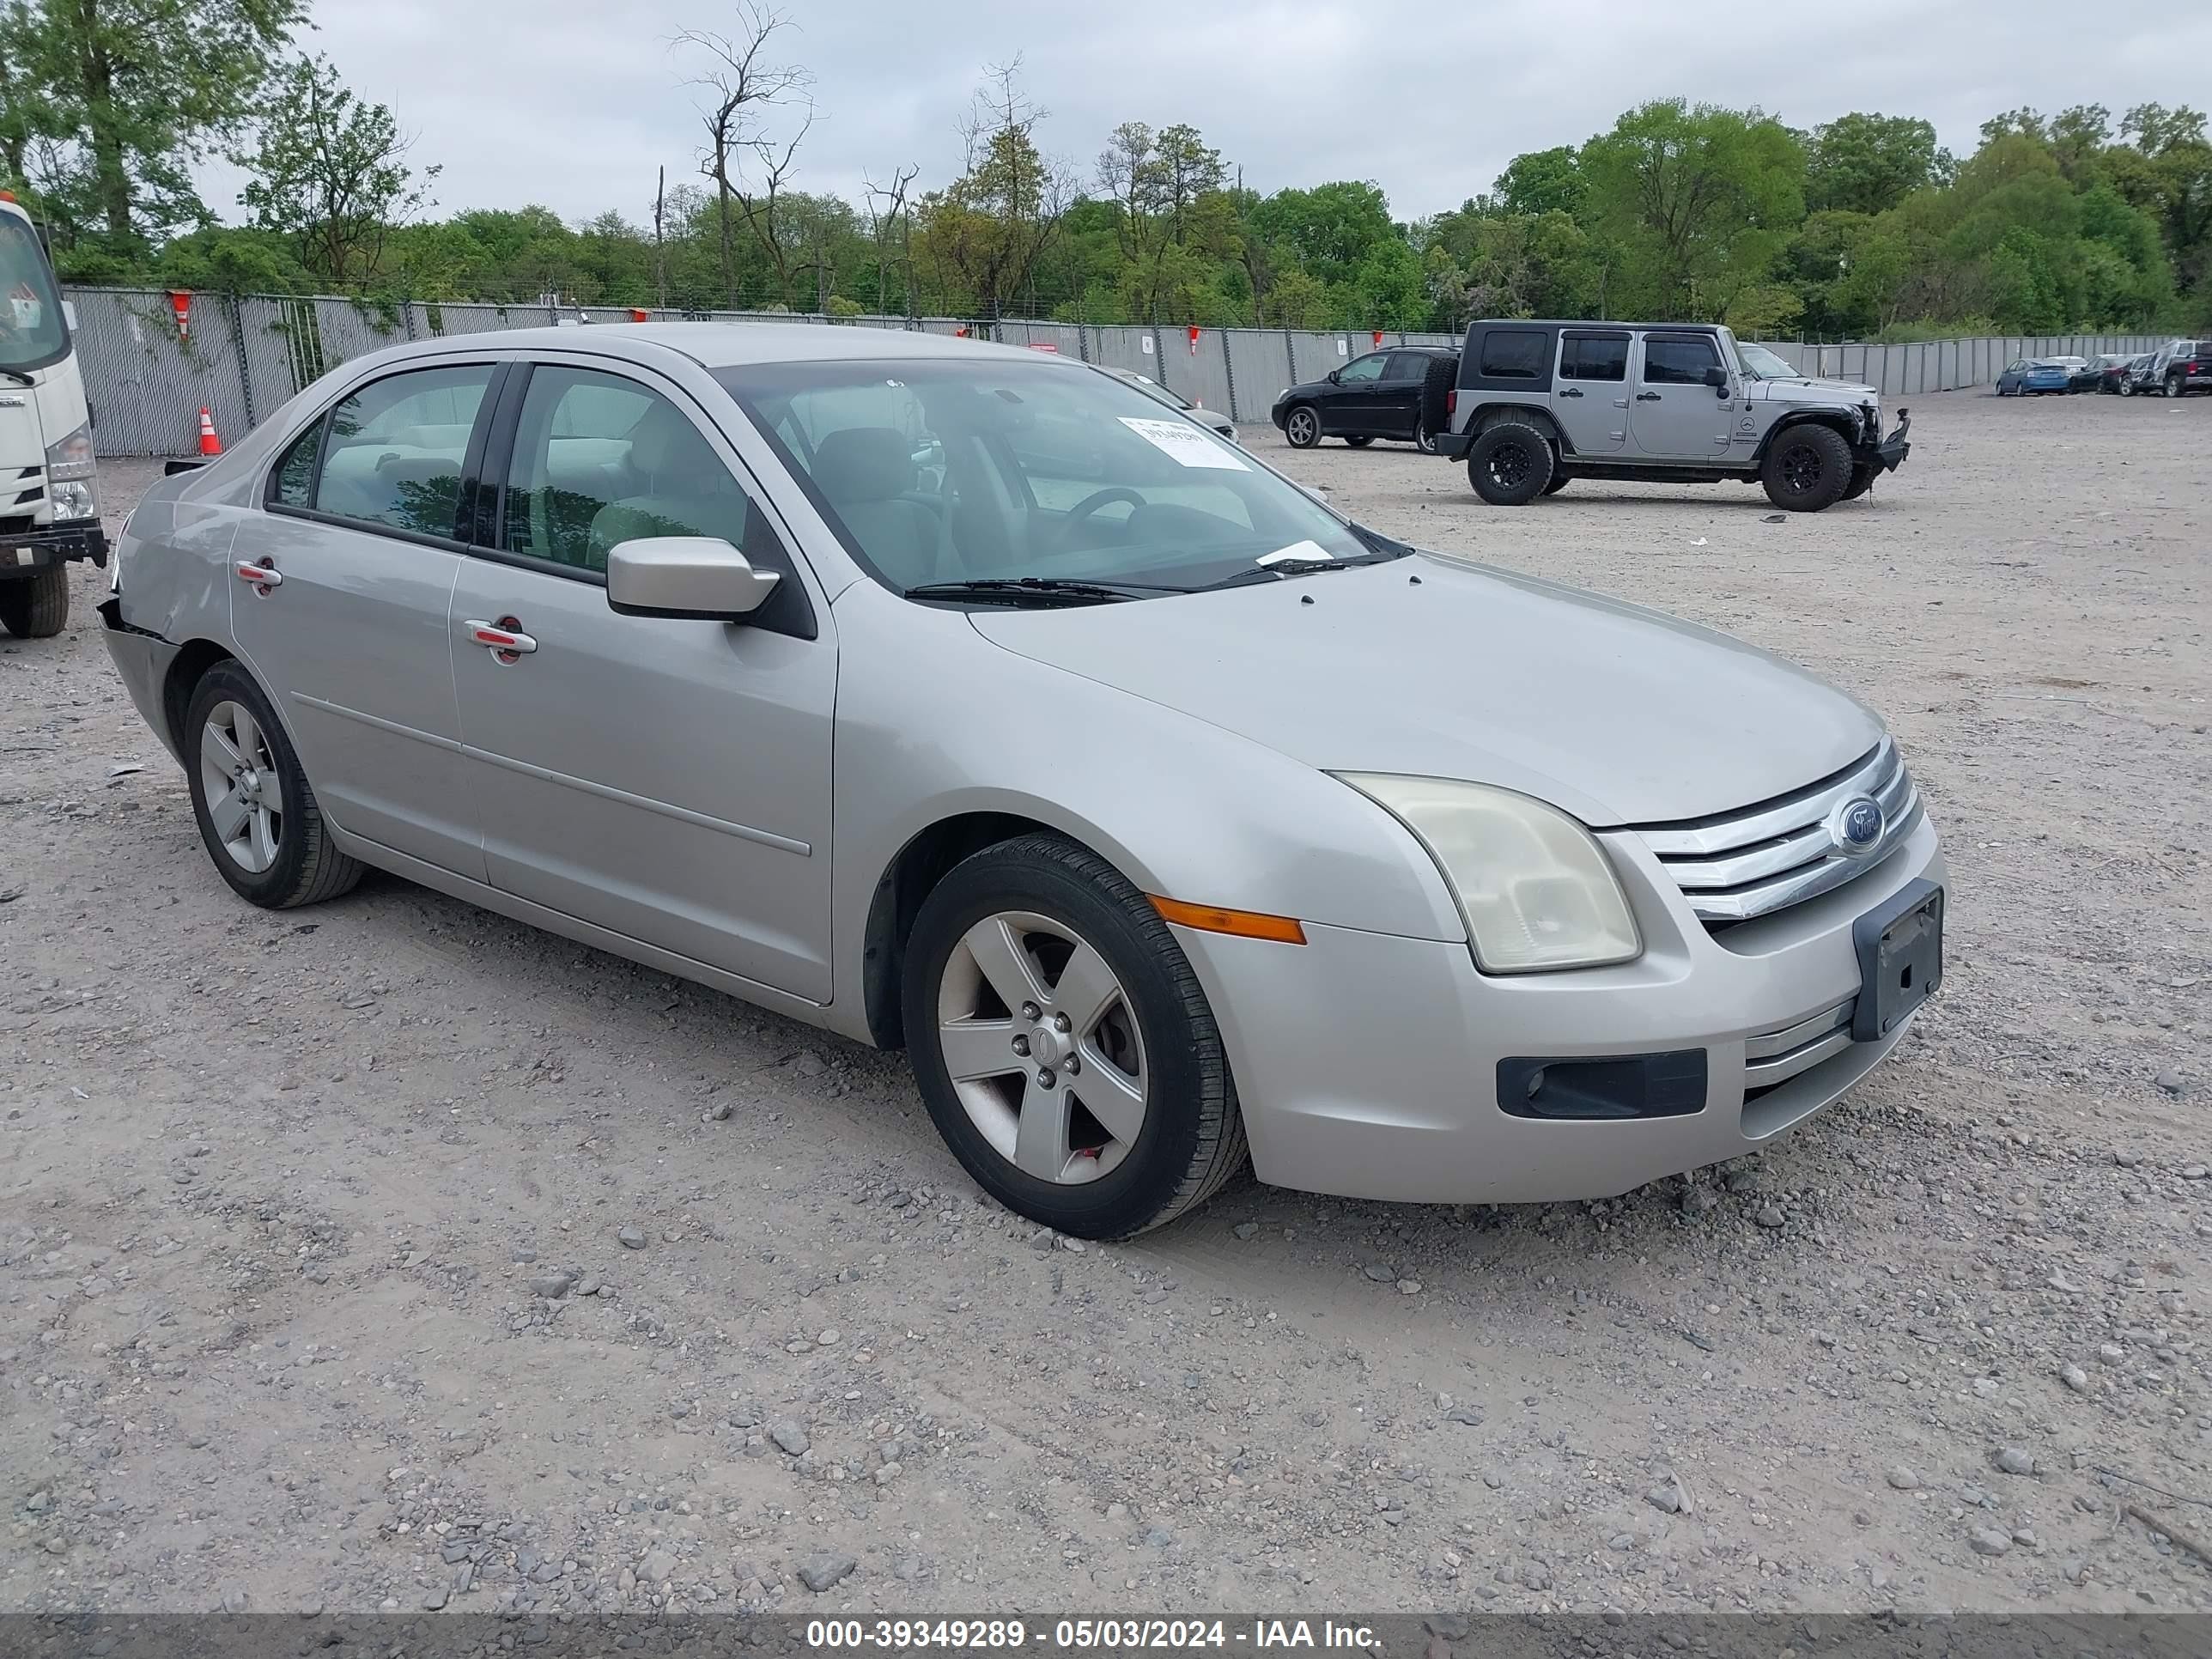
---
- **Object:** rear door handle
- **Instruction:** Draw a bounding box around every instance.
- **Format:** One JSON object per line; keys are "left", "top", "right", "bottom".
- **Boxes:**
{"left": 1559, "top": 387, "right": 1583, "bottom": 398}
{"left": 1637, "top": 391, "right": 1662, "bottom": 402}
{"left": 234, "top": 559, "right": 281, "bottom": 590}
{"left": 462, "top": 617, "right": 538, "bottom": 659}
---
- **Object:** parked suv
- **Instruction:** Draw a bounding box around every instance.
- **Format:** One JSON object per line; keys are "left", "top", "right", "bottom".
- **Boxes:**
{"left": 1426, "top": 321, "right": 1911, "bottom": 511}
{"left": 1272, "top": 345, "right": 1458, "bottom": 452}
{"left": 2148, "top": 339, "right": 2212, "bottom": 397}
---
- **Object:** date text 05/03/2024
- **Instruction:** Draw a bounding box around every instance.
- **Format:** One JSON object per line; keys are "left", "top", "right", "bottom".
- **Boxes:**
{"left": 805, "top": 1620, "right": 1380, "bottom": 1650}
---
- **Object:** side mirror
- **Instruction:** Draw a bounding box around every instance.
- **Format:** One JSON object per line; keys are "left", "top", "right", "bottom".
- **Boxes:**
{"left": 606, "top": 536, "right": 779, "bottom": 621}
{"left": 1704, "top": 364, "right": 1730, "bottom": 394}
{"left": 1326, "top": 368, "right": 1341, "bottom": 384}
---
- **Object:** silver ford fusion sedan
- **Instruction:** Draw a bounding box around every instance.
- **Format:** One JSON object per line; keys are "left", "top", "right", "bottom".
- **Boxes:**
{"left": 100, "top": 325, "right": 1944, "bottom": 1237}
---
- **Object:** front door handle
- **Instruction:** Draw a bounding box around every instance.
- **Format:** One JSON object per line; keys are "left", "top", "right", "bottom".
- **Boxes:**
{"left": 1637, "top": 391, "right": 1662, "bottom": 402}
{"left": 1559, "top": 387, "right": 1583, "bottom": 398}
{"left": 234, "top": 558, "right": 281, "bottom": 591}
{"left": 462, "top": 617, "right": 538, "bottom": 662}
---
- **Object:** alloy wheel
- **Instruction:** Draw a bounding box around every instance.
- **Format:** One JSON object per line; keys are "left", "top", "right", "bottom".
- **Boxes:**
{"left": 199, "top": 700, "right": 283, "bottom": 873}
{"left": 1286, "top": 409, "right": 1317, "bottom": 446}
{"left": 1484, "top": 440, "right": 1532, "bottom": 490}
{"left": 934, "top": 910, "right": 1149, "bottom": 1184}
{"left": 1778, "top": 440, "right": 1824, "bottom": 496}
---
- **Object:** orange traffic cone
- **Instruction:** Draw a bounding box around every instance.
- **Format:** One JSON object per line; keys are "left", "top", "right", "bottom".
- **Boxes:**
{"left": 198, "top": 407, "right": 222, "bottom": 457}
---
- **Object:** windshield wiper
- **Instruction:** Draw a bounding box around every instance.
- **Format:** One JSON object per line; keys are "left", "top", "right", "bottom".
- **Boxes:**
{"left": 0, "top": 368, "right": 33, "bottom": 387}
{"left": 902, "top": 576, "right": 1180, "bottom": 606}
{"left": 1198, "top": 556, "right": 1389, "bottom": 590}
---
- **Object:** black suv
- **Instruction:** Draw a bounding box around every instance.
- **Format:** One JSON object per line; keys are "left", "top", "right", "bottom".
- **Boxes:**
{"left": 1271, "top": 345, "right": 1457, "bottom": 452}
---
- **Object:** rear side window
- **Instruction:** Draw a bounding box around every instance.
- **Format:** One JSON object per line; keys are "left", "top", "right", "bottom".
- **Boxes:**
{"left": 311, "top": 365, "right": 493, "bottom": 539}
{"left": 1559, "top": 333, "right": 1630, "bottom": 382}
{"left": 1642, "top": 336, "right": 1721, "bottom": 385}
{"left": 1382, "top": 352, "right": 1430, "bottom": 383}
{"left": 1478, "top": 331, "right": 1549, "bottom": 379}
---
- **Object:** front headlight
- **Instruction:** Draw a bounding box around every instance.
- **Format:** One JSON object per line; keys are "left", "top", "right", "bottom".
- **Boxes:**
{"left": 45, "top": 422, "right": 95, "bottom": 481}
{"left": 1337, "top": 775, "right": 1641, "bottom": 973}
{"left": 50, "top": 477, "right": 99, "bottom": 519}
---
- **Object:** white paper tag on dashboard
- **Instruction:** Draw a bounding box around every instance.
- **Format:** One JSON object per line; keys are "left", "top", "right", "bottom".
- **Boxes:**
{"left": 1257, "top": 540, "right": 1333, "bottom": 566}
{"left": 1117, "top": 416, "right": 1249, "bottom": 470}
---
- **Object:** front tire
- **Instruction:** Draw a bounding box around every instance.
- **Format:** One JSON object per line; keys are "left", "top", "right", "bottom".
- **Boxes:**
{"left": 1466, "top": 419, "right": 1554, "bottom": 505}
{"left": 2120, "top": 378, "right": 2136, "bottom": 397}
{"left": 902, "top": 834, "right": 1247, "bottom": 1238}
{"left": 1841, "top": 464, "right": 1875, "bottom": 501}
{"left": 1540, "top": 475, "right": 1570, "bottom": 496}
{"left": 1760, "top": 423, "right": 1853, "bottom": 512}
{"left": 185, "top": 660, "right": 365, "bottom": 909}
{"left": 0, "top": 565, "right": 69, "bottom": 638}
{"left": 1284, "top": 406, "right": 1321, "bottom": 448}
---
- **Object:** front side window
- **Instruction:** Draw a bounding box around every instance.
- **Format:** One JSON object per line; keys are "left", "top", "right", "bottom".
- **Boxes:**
{"left": 1559, "top": 333, "right": 1629, "bottom": 382}
{"left": 0, "top": 215, "right": 68, "bottom": 374}
{"left": 717, "top": 358, "right": 1384, "bottom": 598}
{"left": 1337, "top": 354, "right": 1388, "bottom": 385}
{"left": 312, "top": 364, "right": 492, "bottom": 538}
{"left": 499, "top": 367, "right": 778, "bottom": 574}
{"left": 1642, "top": 336, "right": 1721, "bottom": 385}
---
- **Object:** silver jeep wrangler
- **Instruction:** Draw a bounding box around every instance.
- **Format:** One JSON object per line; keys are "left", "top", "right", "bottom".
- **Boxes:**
{"left": 1426, "top": 320, "right": 1911, "bottom": 512}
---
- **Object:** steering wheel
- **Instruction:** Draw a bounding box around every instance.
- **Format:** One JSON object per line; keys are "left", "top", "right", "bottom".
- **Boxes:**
{"left": 1053, "top": 486, "right": 1146, "bottom": 549}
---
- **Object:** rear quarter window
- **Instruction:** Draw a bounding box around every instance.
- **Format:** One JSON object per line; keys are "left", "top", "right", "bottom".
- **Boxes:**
{"left": 1478, "top": 331, "right": 1550, "bottom": 379}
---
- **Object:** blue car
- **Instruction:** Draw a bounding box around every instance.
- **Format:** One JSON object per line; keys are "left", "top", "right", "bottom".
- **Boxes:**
{"left": 1996, "top": 357, "right": 2075, "bottom": 396}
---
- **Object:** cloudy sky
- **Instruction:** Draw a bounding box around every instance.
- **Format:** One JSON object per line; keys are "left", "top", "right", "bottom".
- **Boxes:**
{"left": 217, "top": 0, "right": 2212, "bottom": 225}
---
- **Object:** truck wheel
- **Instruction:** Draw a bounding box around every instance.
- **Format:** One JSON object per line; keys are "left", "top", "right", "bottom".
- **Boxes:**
{"left": 1841, "top": 465, "right": 1875, "bottom": 501}
{"left": 1540, "top": 476, "right": 1570, "bottom": 496}
{"left": 1760, "top": 424, "right": 1853, "bottom": 512}
{"left": 1284, "top": 406, "right": 1321, "bottom": 448}
{"left": 185, "top": 659, "right": 365, "bottom": 909}
{"left": 2166, "top": 374, "right": 2185, "bottom": 398}
{"left": 1466, "top": 420, "right": 1553, "bottom": 505}
{"left": 0, "top": 565, "right": 69, "bottom": 638}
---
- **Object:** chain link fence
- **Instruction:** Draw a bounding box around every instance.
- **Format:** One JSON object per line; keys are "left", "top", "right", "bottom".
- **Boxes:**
{"left": 58, "top": 286, "right": 2174, "bottom": 454}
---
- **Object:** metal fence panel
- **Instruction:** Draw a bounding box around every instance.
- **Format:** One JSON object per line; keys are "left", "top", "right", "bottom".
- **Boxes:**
{"left": 1287, "top": 331, "right": 1346, "bottom": 383}
{"left": 1173, "top": 330, "right": 1235, "bottom": 418}
{"left": 1223, "top": 330, "right": 1292, "bottom": 424}
{"left": 1085, "top": 325, "right": 1158, "bottom": 378}
{"left": 67, "top": 288, "right": 252, "bottom": 457}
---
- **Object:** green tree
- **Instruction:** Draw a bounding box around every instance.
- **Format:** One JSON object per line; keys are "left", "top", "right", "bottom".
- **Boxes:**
{"left": 1578, "top": 99, "right": 1805, "bottom": 319}
{"left": 1804, "top": 112, "right": 1947, "bottom": 215}
{"left": 5, "top": 0, "right": 301, "bottom": 252}
{"left": 1486, "top": 145, "right": 1584, "bottom": 217}
{"left": 234, "top": 54, "right": 436, "bottom": 289}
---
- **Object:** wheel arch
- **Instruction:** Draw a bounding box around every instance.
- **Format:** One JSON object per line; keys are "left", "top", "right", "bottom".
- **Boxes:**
{"left": 861, "top": 810, "right": 1125, "bottom": 1051}
{"left": 1470, "top": 402, "right": 1570, "bottom": 455}
{"left": 1752, "top": 409, "right": 1860, "bottom": 468}
{"left": 161, "top": 638, "right": 239, "bottom": 759}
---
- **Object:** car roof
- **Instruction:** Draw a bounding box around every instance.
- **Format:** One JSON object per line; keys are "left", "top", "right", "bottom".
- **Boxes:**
{"left": 416, "top": 320, "right": 1049, "bottom": 370}
{"left": 1467, "top": 319, "right": 1724, "bottom": 333}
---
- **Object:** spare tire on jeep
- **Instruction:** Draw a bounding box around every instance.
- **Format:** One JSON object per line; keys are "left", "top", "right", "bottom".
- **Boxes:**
{"left": 1419, "top": 356, "right": 1457, "bottom": 450}
{"left": 1467, "top": 418, "right": 1554, "bottom": 506}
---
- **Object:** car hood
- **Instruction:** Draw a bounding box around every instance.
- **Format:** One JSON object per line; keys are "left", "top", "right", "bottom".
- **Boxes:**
{"left": 969, "top": 556, "right": 1884, "bottom": 827}
{"left": 1751, "top": 375, "right": 1879, "bottom": 402}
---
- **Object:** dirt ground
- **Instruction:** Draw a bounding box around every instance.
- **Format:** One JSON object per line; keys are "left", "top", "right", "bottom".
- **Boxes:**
{"left": 3, "top": 389, "right": 2208, "bottom": 1620}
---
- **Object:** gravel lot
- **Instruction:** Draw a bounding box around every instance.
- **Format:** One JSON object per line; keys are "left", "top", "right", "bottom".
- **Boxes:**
{"left": 3, "top": 389, "right": 2208, "bottom": 1620}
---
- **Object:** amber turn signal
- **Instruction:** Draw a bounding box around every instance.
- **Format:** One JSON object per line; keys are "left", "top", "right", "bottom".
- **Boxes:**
{"left": 1148, "top": 895, "right": 1306, "bottom": 945}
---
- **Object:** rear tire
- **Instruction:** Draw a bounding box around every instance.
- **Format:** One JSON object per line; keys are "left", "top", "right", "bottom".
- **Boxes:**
{"left": 2166, "top": 374, "right": 2185, "bottom": 398}
{"left": 1466, "top": 419, "right": 1554, "bottom": 506}
{"left": 1759, "top": 423, "right": 1853, "bottom": 513}
{"left": 902, "top": 834, "right": 1248, "bottom": 1238}
{"left": 0, "top": 565, "right": 69, "bottom": 638}
{"left": 1284, "top": 406, "right": 1321, "bottom": 448}
{"left": 2119, "top": 378, "right": 2136, "bottom": 397}
{"left": 1412, "top": 417, "right": 1440, "bottom": 455}
{"left": 184, "top": 660, "right": 365, "bottom": 909}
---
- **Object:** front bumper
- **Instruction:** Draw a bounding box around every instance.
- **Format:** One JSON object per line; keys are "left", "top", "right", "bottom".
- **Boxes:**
{"left": 1864, "top": 410, "right": 1911, "bottom": 474}
{"left": 1, "top": 515, "right": 109, "bottom": 571}
{"left": 97, "top": 597, "right": 185, "bottom": 766}
{"left": 1169, "top": 812, "right": 1945, "bottom": 1205}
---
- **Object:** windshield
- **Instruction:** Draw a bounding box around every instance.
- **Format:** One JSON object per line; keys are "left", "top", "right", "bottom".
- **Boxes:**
{"left": 716, "top": 357, "right": 1382, "bottom": 599}
{"left": 0, "top": 213, "right": 68, "bottom": 374}
{"left": 1734, "top": 342, "right": 1797, "bottom": 381}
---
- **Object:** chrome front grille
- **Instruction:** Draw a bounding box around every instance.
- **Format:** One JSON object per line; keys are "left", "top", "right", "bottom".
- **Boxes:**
{"left": 1632, "top": 738, "right": 1921, "bottom": 923}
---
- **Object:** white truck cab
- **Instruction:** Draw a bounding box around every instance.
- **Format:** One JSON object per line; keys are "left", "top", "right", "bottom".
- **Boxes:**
{"left": 0, "top": 192, "right": 106, "bottom": 637}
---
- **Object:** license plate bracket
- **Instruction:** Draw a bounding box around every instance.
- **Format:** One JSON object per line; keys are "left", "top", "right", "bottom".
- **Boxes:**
{"left": 1851, "top": 878, "right": 1943, "bottom": 1042}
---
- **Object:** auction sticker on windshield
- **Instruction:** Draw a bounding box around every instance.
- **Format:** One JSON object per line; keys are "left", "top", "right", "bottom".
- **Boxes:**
{"left": 1118, "top": 416, "right": 1249, "bottom": 470}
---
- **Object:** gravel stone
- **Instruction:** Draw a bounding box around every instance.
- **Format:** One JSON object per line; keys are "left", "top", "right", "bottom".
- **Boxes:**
{"left": 768, "top": 1419, "right": 810, "bottom": 1455}
{"left": 798, "top": 1553, "right": 857, "bottom": 1592}
{"left": 617, "top": 1225, "right": 647, "bottom": 1249}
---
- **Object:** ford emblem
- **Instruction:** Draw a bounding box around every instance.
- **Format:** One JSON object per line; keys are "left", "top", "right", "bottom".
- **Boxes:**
{"left": 1833, "top": 796, "right": 1885, "bottom": 854}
